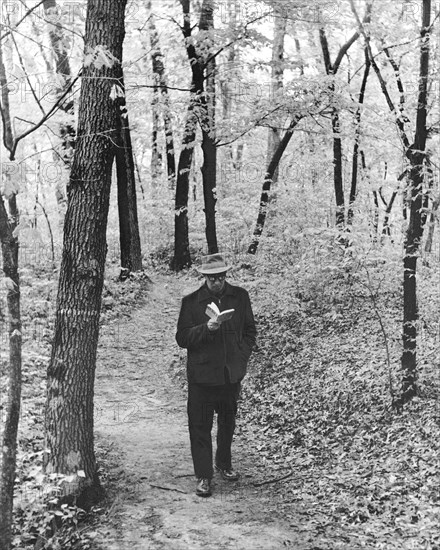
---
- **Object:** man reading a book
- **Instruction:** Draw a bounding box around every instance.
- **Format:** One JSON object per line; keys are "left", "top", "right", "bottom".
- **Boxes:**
{"left": 176, "top": 253, "right": 257, "bottom": 497}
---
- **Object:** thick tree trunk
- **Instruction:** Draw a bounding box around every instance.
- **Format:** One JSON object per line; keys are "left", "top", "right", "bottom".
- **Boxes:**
{"left": 0, "top": 41, "right": 22, "bottom": 550}
{"left": 399, "top": 0, "right": 431, "bottom": 406}
{"left": 45, "top": 0, "right": 126, "bottom": 507}
{"left": 248, "top": 117, "right": 301, "bottom": 255}
{"left": 114, "top": 70, "right": 143, "bottom": 277}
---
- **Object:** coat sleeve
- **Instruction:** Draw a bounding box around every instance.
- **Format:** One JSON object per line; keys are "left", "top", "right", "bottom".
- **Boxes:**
{"left": 242, "top": 290, "right": 257, "bottom": 353}
{"left": 175, "top": 295, "right": 213, "bottom": 349}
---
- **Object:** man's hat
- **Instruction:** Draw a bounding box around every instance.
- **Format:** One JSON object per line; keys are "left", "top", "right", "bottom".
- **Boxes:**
{"left": 197, "top": 253, "right": 231, "bottom": 274}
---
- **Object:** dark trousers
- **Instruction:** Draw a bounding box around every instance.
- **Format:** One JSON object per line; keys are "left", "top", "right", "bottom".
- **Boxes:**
{"left": 187, "top": 381, "right": 240, "bottom": 479}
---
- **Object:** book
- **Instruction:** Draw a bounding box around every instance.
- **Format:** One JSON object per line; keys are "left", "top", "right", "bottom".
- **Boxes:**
{"left": 205, "top": 302, "right": 235, "bottom": 323}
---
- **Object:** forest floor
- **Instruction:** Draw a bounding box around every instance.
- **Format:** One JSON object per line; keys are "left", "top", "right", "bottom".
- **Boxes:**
{"left": 91, "top": 273, "right": 296, "bottom": 550}
{"left": 9, "top": 259, "right": 440, "bottom": 549}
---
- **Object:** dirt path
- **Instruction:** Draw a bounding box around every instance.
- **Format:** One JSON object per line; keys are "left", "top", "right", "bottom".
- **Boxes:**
{"left": 92, "top": 273, "right": 296, "bottom": 550}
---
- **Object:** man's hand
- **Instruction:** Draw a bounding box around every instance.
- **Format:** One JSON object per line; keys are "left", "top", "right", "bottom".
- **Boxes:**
{"left": 207, "top": 319, "right": 220, "bottom": 332}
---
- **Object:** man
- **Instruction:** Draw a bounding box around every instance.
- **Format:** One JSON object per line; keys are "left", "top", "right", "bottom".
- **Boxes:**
{"left": 176, "top": 254, "right": 257, "bottom": 497}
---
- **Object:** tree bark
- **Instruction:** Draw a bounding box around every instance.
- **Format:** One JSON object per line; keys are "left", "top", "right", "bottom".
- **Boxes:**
{"left": 198, "top": 0, "right": 218, "bottom": 254}
{"left": 150, "top": 85, "right": 162, "bottom": 189}
{"left": 114, "top": 69, "right": 143, "bottom": 277}
{"left": 0, "top": 40, "right": 22, "bottom": 550}
{"left": 171, "top": 103, "right": 197, "bottom": 270}
{"left": 424, "top": 194, "right": 439, "bottom": 254}
{"left": 45, "top": 0, "right": 126, "bottom": 507}
{"left": 399, "top": 0, "right": 431, "bottom": 406}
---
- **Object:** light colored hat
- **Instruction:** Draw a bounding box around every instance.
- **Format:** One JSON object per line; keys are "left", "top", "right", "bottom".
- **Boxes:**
{"left": 197, "top": 253, "right": 231, "bottom": 274}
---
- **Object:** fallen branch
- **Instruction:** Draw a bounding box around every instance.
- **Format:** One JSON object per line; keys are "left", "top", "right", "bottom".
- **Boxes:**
{"left": 252, "top": 470, "right": 294, "bottom": 487}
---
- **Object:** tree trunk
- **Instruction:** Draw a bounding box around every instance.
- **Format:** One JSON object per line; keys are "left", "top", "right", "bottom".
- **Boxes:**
{"left": 331, "top": 110, "right": 345, "bottom": 227}
{"left": 150, "top": 85, "right": 162, "bottom": 189}
{"left": 399, "top": 0, "right": 431, "bottom": 406}
{"left": 114, "top": 69, "right": 143, "bottom": 277}
{"left": 45, "top": 0, "right": 126, "bottom": 507}
{"left": 424, "top": 194, "right": 439, "bottom": 253}
{"left": 147, "top": 0, "right": 176, "bottom": 189}
{"left": 171, "top": 103, "right": 197, "bottom": 270}
{"left": 381, "top": 190, "right": 398, "bottom": 240}
{"left": 319, "top": 24, "right": 366, "bottom": 228}
{"left": 248, "top": 116, "right": 301, "bottom": 255}
{"left": 199, "top": 0, "right": 218, "bottom": 254}
{"left": 266, "top": 8, "right": 286, "bottom": 188}
{"left": 0, "top": 40, "right": 22, "bottom": 550}
{"left": 347, "top": 48, "right": 370, "bottom": 225}
{"left": 0, "top": 196, "right": 21, "bottom": 550}
{"left": 44, "top": 0, "right": 74, "bottom": 227}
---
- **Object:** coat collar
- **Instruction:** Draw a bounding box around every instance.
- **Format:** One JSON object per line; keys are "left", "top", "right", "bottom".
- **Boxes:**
{"left": 197, "top": 281, "right": 236, "bottom": 302}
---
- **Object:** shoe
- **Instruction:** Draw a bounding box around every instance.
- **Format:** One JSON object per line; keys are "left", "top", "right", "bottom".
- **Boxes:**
{"left": 215, "top": 465, "right": 239, "bottom": 481}
{"left": 196, "top": 478, "right": 212, "bottom": 497}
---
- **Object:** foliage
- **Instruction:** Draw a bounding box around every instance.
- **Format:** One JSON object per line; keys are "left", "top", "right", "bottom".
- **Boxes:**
{"left": 236, "top": 239, "right": 440, "bottom": 548}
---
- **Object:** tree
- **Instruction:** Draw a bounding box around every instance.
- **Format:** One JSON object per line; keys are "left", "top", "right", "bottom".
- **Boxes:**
{"left": 399, "top": 0, "right": 432, "bottom": 404}
{"left": 247, "top": 115, "right": 302, "bottom": 255}
{"left": 350, "top": 0, "right": 433, "bottom": 406}
{"left": 347, "top": 47, "right": 370, "bottom": 226}
{"left": 114, "top": 67, "right": 143, "bottom": 278}
{"left": 265, "top": 5, "right": 286, "bottom": 189}
{"left": 0, "top": 40, "right": 22, "bottom": 550}
{"left": 319, "top": 6, "right": 371, "bottom": 227}
{"left": 45, "top": 0, "right": 127, "bottom": 506}
{"left": 198, "top": 0, "right": 219, "bottom": 254}
{"left": 43, "top": 0, "right": 75, "bottom": 227}
{"left": 147, "top": 0, "right": 176, "bottom": 189}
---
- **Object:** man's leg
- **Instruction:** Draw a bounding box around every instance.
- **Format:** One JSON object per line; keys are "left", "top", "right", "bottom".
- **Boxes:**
{"left": 215, "top": 382, "right": 240, "bottom": 470}
{"left": 187, "top": 383, "right": 215, "bottom": 479}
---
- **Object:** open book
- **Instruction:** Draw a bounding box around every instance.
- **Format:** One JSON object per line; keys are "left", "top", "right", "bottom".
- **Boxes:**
{"left": 205, "top": 302, "right": 235, "bottom": 323}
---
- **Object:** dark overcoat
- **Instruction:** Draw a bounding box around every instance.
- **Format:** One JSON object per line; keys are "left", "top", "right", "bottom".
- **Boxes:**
{"left": 176, "top": 282, "right": 257, "bottom": 385}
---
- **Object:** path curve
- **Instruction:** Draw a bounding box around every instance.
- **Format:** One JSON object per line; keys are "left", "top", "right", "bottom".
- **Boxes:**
{"left": 93, "top": 273, "right": 295, "bottom": 550}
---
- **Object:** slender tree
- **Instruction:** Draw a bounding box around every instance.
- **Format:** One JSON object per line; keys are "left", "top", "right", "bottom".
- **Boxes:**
{"left": 0, "top": 40, "right": 22, "bottom": 550}
{"left": 347, "top": 48, "right": 370, "bottom": 225}
{"left": 114, "top": 68, "right": 143, "bottom": 278}
{"left": 399, "top": 0, "right": 432, "bottom": 404}
{"left": 266, "top": 5, "right": 286, "bottom": 189}
{"left": 45, "top": 0, "right": 127, "bottom": 505}
{"left": 319, "top": 21, "right": 366, "bottom": 228}
{"left": 43, "top": 0, "right": 75, "bottom": 226}
{"left": 350, "top": 0, "right": 433, "bottom": 406}
{"left": 248, "top": 115, "right": 302, "bottom": 255}
{"left": 198, "top": 0, "right": 218, "bottom": 253}
{"left": 147, "top": 0, "right": 176, "bottom": 188}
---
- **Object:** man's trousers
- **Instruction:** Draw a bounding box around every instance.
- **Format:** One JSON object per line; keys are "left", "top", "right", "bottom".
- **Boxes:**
{"left": 187, "top": 382, "right": 240, "bottom": 480}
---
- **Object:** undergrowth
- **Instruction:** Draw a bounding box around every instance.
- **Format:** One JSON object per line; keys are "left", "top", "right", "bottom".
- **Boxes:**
{"left": 236, "top": 236, "right": 440, "bottom": 549}
{"left": 0, "top": 263, "right": 151, "bottom": 550}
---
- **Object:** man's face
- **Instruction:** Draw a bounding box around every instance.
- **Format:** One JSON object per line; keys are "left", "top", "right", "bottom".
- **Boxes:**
{"left": 205, "top": 273, "right": 227, "bottom": 295}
